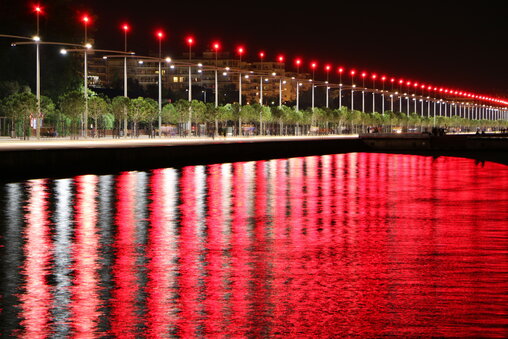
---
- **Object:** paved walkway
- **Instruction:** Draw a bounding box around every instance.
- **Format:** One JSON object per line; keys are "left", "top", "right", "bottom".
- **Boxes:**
{"left": 0, "top": 135, "right": 359, "bottom": 151}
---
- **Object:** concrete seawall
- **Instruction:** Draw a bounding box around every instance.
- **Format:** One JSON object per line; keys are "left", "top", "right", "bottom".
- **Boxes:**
{"left": 1, "top": 135, "right": 507, "bottom": 182}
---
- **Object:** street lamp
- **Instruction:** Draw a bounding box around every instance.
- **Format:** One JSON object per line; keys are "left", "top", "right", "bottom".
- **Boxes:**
{"left": 371, "top": 73, "right": 377, "bottom": 113}
{"left": 361, "top": 71, "right": 367, "bottom": 113}
{"left": 121, "top": 24, "right": 130, "bottom": 98}
{"left": 350, "top": 69, "right": 356, "bottom": 111}
{"left": 310, "top": 61, "right": 317, "bottom": 109}
{"left": 380, "top": 75, "right": 386, "bottom": 114}
{"left": 156, "top": 30, "right": 164, "bottom": 137}
{"left": 237, "top": 46, "right": 245, "bottom": 106}
{"left": 33, "top": 5, "right": 43, "bottom": 139}
{"left": 325, "top": 64, "right": 331, "bottom": 108}
{"left": 295, "top": 58, "right": 302, "bottom": 111}
{"left": 259, "top": 51, "right": 265, "bottom": 105}
{"left": 338, "top": 67, "right": 344, "bottom": 108}
{"left": 277, "top": 55, "right": 284, "bottom": 107}
{"left": 82, "top": 14, "right": 91, "bottom": 137}
{"left": 212, "top": 41, "right": 220, "bottom": 107}
{"left": 186, "top": 36, "right": 194, "bottom": 134}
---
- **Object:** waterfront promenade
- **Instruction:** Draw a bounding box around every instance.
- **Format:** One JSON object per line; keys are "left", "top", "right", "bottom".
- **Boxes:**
{"left": 1, "top": 134, "right": 507, "bottom": 182}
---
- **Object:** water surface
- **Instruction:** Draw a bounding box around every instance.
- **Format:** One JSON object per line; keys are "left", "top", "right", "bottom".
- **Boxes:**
{"left": 1, "top": 153, "right": 507, "bottom": 337}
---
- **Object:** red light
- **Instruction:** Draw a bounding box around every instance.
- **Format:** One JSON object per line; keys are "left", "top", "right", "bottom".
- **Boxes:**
{"left": 212, "top": 41, "right": 220, "bottom": 51}
{"left": 406, "top": 81, "right": 411, "bottom": 86}
{"left": 310, "top": 62, "right": 317, "bottom": 69}
{"left": 156, "top": 30, "right": 164, "bottom": 39}
{"left": 186, "top": 36, "right": 194, "bottom": 46}
{"left": 325, "top": 64, "right": 331, "bottom": 71}
{"left": 350, "top": 70, "right": 356, "bottom": 76}
{"left": 413, "top": 82, "right": 418, "bottom": 87}
{"left": 421, "top": 84, "right": 425, "bottom": 89}
{"left": 371, "top": 74, "right": 377, "bottom": 80}
{"left": 390, "top": 78, "right": 395, "bottom": 83}
{"left": 295, "top": 58, "right": 302, "bottom": 66}
{"left": 277, "top": 55, "right": 284, "bottom": 63}
{"left": 122, "top": 24, "right": 129, "bottom": 32}
{"left": 381, "top": 76, "right": 386, "bottom": 81}
{"left": 82, "top": 15, "right": 90, "bottom": 24}
{"left": 399, "top": 79, "right": 403, "bottom": 84}
{"left": 259, "top": 51, "right": 265, "bottom": 59}
{"left": 428, "top": 85, "right": 432, "bottom": 90}
{"left": 361, "top": 72, "right": 367, "bottom": 78}
{"left": 338, "top": 67, "right": 344, "bottom": 73}
{"left": 237, "top": 46, "right": 245, "bottom": 55}
{"left": 34, "top": 5, "right": 42, "bottom": 13}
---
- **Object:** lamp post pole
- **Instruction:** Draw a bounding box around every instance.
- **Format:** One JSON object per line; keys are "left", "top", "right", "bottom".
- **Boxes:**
{"left": 156, "top": 30, "right": 164, "bottom": 137}
{"left": 311, "top": 62, "right": 317, "bottom": 109}
{"left": 187, "top": 36, "right": 194, "bottom": 134}
{"left": 350, "top": 70, "right": 356, "bottom": 111}
{"left": 325, "top": 64, "right": 331, "bottom": 108}
{"left": 259, "top": 51, "right": 264, "bottom": 105}
{"left": 295, "top": 58, "right": 301, "bottom": 111}
{"left": 338, "top": 67, "right": 344, "bottom": 109}
{"left": 82, "top": 15, "right": 90, "bottom": 138}
{"left": 277, "top": 55, "right": 284, "bottom": 108}
{"left": 213, "top": 42, "right": 220, "bottom": 107}
{"left": 34, "top": 6, "right": 42, "bottom": 139}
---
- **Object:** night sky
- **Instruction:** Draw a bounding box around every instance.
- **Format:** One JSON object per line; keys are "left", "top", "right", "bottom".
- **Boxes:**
{"left": 2, "top": 0, "right": 507, "bottom": 97}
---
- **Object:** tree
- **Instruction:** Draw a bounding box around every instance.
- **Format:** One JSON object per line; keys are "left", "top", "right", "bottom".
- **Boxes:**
{"left": 59, "top": 90, "right": 85, "bottom": 137}
{"left": 111, "top": 96, "right": 130, "bottom": 137}
{"left": 2, "top": 92, "right": 37, "bottom": 139}
{"left": 88, "top": 96, "right": 110, "bottom": 137}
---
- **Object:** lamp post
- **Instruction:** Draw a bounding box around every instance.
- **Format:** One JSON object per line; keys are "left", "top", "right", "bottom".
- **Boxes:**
{"left": 310, "top": 61, "right": 317, "bottom": 109}
{"left": 34, "top": 5, "right": 42, "bottom": 139}
{"left": 361, "top": 72, "right": 367, "bottom": 113}
{"left": 380, "top": 75, "right": 386, "bottom": 114}
{"left": 186, "top": 36, "right": 194, "bottom": 134}
{"left": 237, "top": 46, "right": 245, "bottom": 106}
{"left": 371, "top": 73, "right": 377, "bottom": 113}
{"left": 121, "top": 24, "right": 130, "bottom": 137}
{"left": 325, "top": 64, "right": 331, "bottom": 108}
{"left": 338, "top": 67, "right": 344, "bottom": 109}
{"left": 213, "top": 42, "right": 220, "bottom": 107}
{"left": 82, "top": 14, "right": 90, "bottom": 137}
{"left": 295, "top": 58, "right": 301, "bottom": 111}
{"left": 156, "top": 30, "right": 164, "bottom": 137}
{"left": 390, "top": 78, "right": 395, "bottom": 112}
{"left": 406, "top": 81, "right": 411, "bottom": 116}
{"left": 259, "top": 51, "right": 265, "bottom": 105}
{"left": 277, "top": 55, "right": 284, "bottom": 107}
{"left": 350, "top": 69, "right": 356, "bottom": 111}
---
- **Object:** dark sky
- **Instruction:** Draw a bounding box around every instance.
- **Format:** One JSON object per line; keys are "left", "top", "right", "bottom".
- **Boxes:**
{"left": 2, "top": 0, "right": 507, "bottom": 97}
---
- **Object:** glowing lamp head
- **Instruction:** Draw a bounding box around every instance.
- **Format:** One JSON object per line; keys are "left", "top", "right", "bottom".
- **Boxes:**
{"left": 295, "top": 58, "right": 302, "bottom": 66}
{"left": 372, "top": 74, "right": 377, "bottom": 80}
{"left": 156, "top": 30, "right": 164, "bottom": 39}
{"left": 82, "top": 15, "right": 90, "bottom": 25}
{"left": 381, "top": 76, "right": 386, "bottom": 81}
{"left": 310, "top": 62, "right": 317, "bottom": 69}
{"left": 237, "top": 46, "right": 245, "bottom": 56}
{"left": 338, "top": 67, "right": 344, "bottom": 74}
{"left": 399, "top": 79, "right": 403, "bottom": 84}
{"left": 259, "top": 51, "right": 265, "bottom": 59}
{"left": 350, "top": 70, "right": 356, "bottom": 76}
{"left": 325, "top": 64, "right": 331, "bottom": 72}
{"left": 186, "top": 36, "right": 194, "bottom": 46}
{"left": 361, "top": 72, "right": 367, "bottom": 78}
{"left": 34, "top": 5, "right": 42, "bottom": 13}
{"left": 277, "top": 55, "right": 284, "bottom": 63}
{"left": 406, "top": 81, "right": 411, "bottom": 86}
{"left": 212, "top": 42, "right": 220, "bottom": 51}
{"left": 428, "top": 85, "right": 432, "bottom": 90}
{"left": 122, "top": 24, "right": 129, "bottom": 32}
{"left": 414, "top": 82, "right": 418, "bottom": 87}
{"left": 390, "top": 78, "right": 395, "bottom": 83}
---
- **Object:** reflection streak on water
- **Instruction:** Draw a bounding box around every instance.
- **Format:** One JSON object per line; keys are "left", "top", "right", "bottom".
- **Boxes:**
{"left": 1, "top": 153, "right": 507, "bottom": 337}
